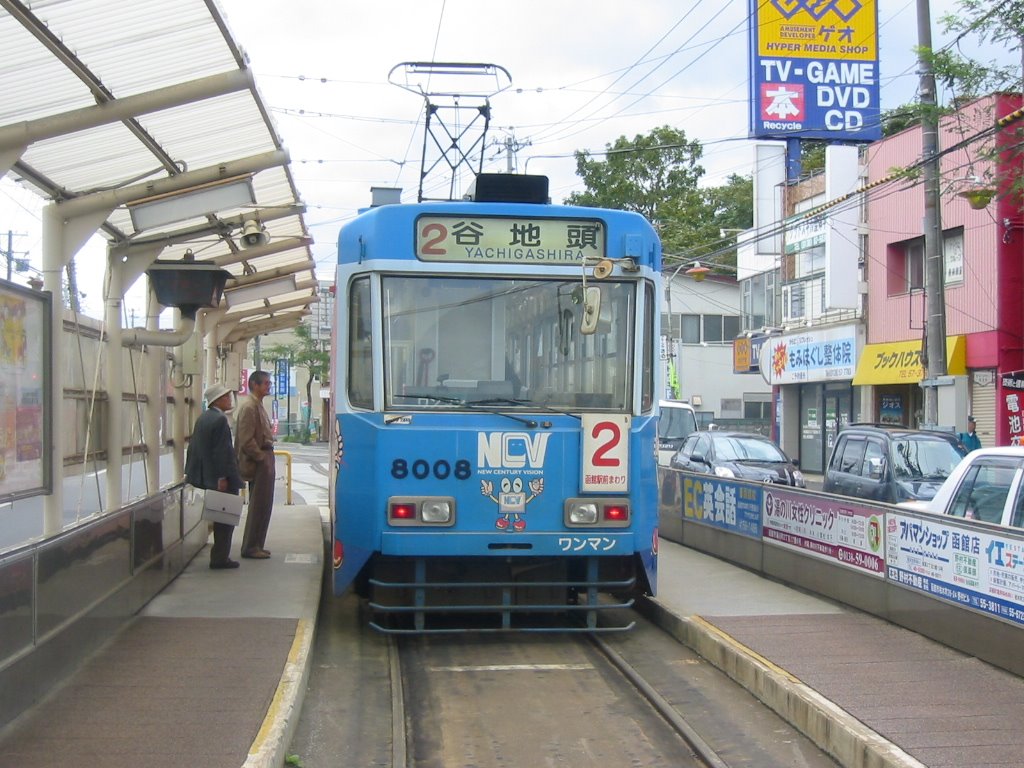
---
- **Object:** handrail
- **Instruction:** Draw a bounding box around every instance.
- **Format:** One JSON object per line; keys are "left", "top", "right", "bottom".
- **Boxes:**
{"left": 239, "top": 450, "right": 293, "bottom": 505}
{"left": 274, "top": 450, "right": 293, "bottom": 504}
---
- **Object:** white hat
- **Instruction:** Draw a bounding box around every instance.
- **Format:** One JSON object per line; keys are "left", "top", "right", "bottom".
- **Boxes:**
{"left": 204, "top": 382, "right": 233, "bottom": 406}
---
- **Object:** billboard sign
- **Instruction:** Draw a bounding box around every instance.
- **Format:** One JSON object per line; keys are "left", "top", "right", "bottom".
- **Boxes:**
{"left": 759, "top": 324, "right": 858, "bottom": 385}
{"left": 748, "top": 0, "right": 880, "bottom": 141}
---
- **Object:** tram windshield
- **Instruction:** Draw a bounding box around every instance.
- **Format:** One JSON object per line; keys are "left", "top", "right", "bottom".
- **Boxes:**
{"left": 383, "top": 275, "right": 636, "bottom": 411}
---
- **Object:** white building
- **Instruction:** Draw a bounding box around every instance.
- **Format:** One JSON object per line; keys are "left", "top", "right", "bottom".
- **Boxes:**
{"left": 662, "top": 272, "right": 772, "bottom": 428}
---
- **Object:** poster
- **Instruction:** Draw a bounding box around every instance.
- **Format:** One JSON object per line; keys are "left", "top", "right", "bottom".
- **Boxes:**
{"left": 0, "top": 282, "right": 50, "bottom": 501}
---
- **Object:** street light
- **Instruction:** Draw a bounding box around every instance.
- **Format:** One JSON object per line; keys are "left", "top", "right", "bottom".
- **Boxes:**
{"left": 685, "top": 262, "right": 711, "bottom": 281}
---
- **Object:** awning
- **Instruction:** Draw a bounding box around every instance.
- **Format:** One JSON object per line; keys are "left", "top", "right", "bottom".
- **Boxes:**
{"left": 853, "top": 336, "right": 966, "bottom": 385}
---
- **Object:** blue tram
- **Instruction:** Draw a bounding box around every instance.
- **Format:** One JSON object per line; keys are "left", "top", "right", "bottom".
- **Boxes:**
{"left": 329, "top": 174, "right": 662, "bottom": 632}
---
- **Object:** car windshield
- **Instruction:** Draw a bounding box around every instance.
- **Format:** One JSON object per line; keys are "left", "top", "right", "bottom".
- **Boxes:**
{"left": 659, "top": 407, "right": 698, "bottom": 440}
{"left": 714, "top": 436, "right": 788, "bottom": 463}
{"left": 382, "top": 275, "right": 636, "bottom": 411}
{"left": 891, "top": 437, "right": 965, "bottom": 479}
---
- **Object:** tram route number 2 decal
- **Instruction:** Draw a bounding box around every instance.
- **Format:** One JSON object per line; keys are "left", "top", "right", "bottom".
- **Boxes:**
{"left": 581, "top": 414, "right": 630, "bottom": 493}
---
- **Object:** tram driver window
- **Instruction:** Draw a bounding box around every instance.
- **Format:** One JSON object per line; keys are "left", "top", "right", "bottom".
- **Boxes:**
{"left": 348, "top": 277, "right": 372, "bottom": 409}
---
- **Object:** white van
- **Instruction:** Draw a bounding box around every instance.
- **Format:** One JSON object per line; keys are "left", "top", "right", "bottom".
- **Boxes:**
{"left": 658, "top": 400, "right": 698, "bottom": 467}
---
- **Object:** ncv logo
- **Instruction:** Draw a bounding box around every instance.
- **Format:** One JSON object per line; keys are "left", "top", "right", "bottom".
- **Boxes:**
{"left": 477, "top": 432, "right": 550, "bottom": 469}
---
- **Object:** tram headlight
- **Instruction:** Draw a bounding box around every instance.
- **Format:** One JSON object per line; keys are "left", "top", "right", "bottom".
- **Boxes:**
{"left": 567, "top": 502, "right": 599, "bottom": 525}
{"left": 421, "top": 499, "right": 453, "bottom": 523}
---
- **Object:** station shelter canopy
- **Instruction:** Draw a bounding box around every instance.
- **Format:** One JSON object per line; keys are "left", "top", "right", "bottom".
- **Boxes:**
{"left": 0, "top": 0, "right": 317, "bottom": 341}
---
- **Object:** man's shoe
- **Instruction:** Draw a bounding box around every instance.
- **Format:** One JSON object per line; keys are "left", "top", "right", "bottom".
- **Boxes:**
{"left": 241, "top": 549, "right": 270, "bottom": 559}
{"left": 210, "top": 559, "right": 240, "bottom": 570}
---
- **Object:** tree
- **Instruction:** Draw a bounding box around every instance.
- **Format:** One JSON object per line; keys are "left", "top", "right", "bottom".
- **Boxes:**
{"left": 926, "top": 1, "right": 1024, "bottom": 198}
{"left": 564, "top": 125, "right": 706, "bottom": 257}
{"left": 662, "top": 173, "right": 755, "bottom": 274}
{"left": 261, "top": 323, "right": 329, "bottom": 442}
{"left": 934, "top": 1, "right": 1024, "bottom": 99}
{"left": 565, "top": 126, "right": 753, "bottom": 273}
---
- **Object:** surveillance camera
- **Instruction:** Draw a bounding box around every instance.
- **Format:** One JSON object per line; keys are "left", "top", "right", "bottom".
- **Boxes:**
{"left": 240, "top": 219, "right": 268, "bottom": 248}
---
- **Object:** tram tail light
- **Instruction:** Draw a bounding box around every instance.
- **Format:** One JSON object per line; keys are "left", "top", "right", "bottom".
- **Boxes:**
{"left": 604, "top": 504, "right": 629, "bottom": 522}
{"left": 390, "top": 502, "right": 416, "bottom": 520}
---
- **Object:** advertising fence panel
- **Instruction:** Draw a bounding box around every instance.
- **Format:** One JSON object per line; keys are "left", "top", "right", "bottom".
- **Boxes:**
{"left": 668, "top": 469, "right": 1024, "bottom": 626}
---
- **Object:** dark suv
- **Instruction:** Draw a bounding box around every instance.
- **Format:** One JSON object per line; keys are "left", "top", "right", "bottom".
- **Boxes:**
{"left": 823, "top": 424, "right": 968, "bottom": 503}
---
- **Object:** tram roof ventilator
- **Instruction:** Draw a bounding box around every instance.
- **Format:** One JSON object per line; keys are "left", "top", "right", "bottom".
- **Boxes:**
{"left": 466, "top": 173, "right": 550, "bottom": 204}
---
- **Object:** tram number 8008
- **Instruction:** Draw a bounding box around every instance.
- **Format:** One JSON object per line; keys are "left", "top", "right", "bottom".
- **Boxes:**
{"left": 391, "top": 458, "right": 472, "bottom": 481}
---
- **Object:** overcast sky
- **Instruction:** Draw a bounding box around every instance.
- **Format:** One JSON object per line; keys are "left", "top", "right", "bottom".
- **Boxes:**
{"left": 0, "top": 0, "right": 1013, "bottom": 317}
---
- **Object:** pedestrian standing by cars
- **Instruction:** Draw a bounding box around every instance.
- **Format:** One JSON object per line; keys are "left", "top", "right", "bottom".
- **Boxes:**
{"left": 235, "top": 369, "right": 275, "bottom": 559}
{"left": 959, "top": 415, "right": 982, "bottom": 452}
{"left": 185, "top": 382, "right": 243, "bottom": 570}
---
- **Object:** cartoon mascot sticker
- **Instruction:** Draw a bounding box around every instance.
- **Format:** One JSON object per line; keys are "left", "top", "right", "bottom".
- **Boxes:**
{"left": 481, "top": 476, "right": 544, "bottom": 531}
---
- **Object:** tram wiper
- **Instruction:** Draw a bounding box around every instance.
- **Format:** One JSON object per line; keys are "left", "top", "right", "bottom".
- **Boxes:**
{"left": 470, "top": 397, "right": 581, "bottom": 422}
{"left": 400, "top": 392, "right": 541, "bottom": 429}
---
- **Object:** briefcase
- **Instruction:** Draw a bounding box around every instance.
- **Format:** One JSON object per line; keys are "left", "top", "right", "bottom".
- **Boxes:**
{"left": 200, "top": 488, "right": 243, "bottom": 526}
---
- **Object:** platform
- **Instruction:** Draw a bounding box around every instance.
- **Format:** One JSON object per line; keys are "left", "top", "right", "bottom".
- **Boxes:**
{"left": 2, "top": 513, "right": 1023, "bottom": 767}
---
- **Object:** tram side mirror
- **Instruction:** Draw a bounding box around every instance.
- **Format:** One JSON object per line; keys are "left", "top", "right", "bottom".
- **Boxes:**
{"left": 580, "top": 286, "right": 601, "bottom": 335}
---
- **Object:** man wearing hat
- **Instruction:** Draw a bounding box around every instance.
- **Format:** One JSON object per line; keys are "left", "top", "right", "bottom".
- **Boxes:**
{"left": 959, "top": 415, "right": 982, "bottom": 453}
{"left": 185, "top": 382, "right": 244, "bottom": 569}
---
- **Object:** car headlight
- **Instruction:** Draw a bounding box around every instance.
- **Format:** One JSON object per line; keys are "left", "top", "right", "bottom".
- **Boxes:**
{"left": 792, "top": 469, "right": 805, "bottom": 487}
{"left": 714, "top": 466, "right": 736, "bottom": 479}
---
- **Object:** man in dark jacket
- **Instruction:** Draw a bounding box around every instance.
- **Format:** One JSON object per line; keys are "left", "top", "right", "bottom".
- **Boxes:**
{"left": 959, "top": 415, "right": 983, "bottom": 453}
{"left": 186, "top": 382, "right": 244, "bottom": 569}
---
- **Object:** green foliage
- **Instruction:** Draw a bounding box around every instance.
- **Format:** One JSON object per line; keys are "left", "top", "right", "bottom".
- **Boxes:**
{"left": 936, "top": 1, "right": 1024, "bottom": 98}
{"left": 565, "top": 125, "right": 705, "bottom": 227}
{"left": 565, "top": 126, "right": 752, "bottom": 273}
{"left": 258, "top": 323, "right": 329, "bottom": 440}
{"left": 926, "top": 1, "right": 1024, "bottom": 200}
{"left": 881, "top": 103, "right": 930, "bottom": 137}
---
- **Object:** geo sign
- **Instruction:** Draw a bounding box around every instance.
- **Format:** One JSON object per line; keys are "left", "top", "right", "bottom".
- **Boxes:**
{"left": 748, "top": 0, "right": 880, "bottom": 142}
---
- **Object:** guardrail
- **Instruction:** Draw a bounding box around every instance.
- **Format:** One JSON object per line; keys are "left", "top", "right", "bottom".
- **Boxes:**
{"left": 658, "top": 466, "right": 1024, "bottom": 677}
{"left": 0, "top": 483, "right": 204, "bottom": 730}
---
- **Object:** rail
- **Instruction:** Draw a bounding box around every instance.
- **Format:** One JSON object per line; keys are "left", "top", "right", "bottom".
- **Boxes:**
{"left": 275, "top": 450, "right": 293, "bottom": 504}
{"left": 238, "top": 450, "right": 292, "bottom": 505}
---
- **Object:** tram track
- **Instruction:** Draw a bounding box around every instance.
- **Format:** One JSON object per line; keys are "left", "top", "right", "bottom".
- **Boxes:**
{"left": 386, "top": 624, "right": 758, "bottom": 768}
{"left": 290, "top": 595, "right": 837, "bottom": 768}
{"left": 587, "top": 633, "right": 731, "bottom": 768}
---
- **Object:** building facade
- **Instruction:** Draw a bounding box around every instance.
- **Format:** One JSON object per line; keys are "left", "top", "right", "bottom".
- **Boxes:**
{"left": 857, "top": 93, "right": 1024, "bottom": 448}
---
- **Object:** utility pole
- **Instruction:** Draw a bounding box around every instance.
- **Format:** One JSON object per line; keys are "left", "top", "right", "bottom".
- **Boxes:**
{"left": 2, "top": 230, "right": 29, "bottom": 282}
{"left": 918, "top": 0, "right": 947, "bottom": 426}
{"left": 495, "top": 130, "right": 530, "bottom": 173}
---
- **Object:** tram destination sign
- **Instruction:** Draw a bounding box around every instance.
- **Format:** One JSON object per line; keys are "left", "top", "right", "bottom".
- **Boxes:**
{"left": 748, "top": 0, "right": 880, "bottom": 142}
{"left": 415, "top": 215, "right": 605, "bottom": 264}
